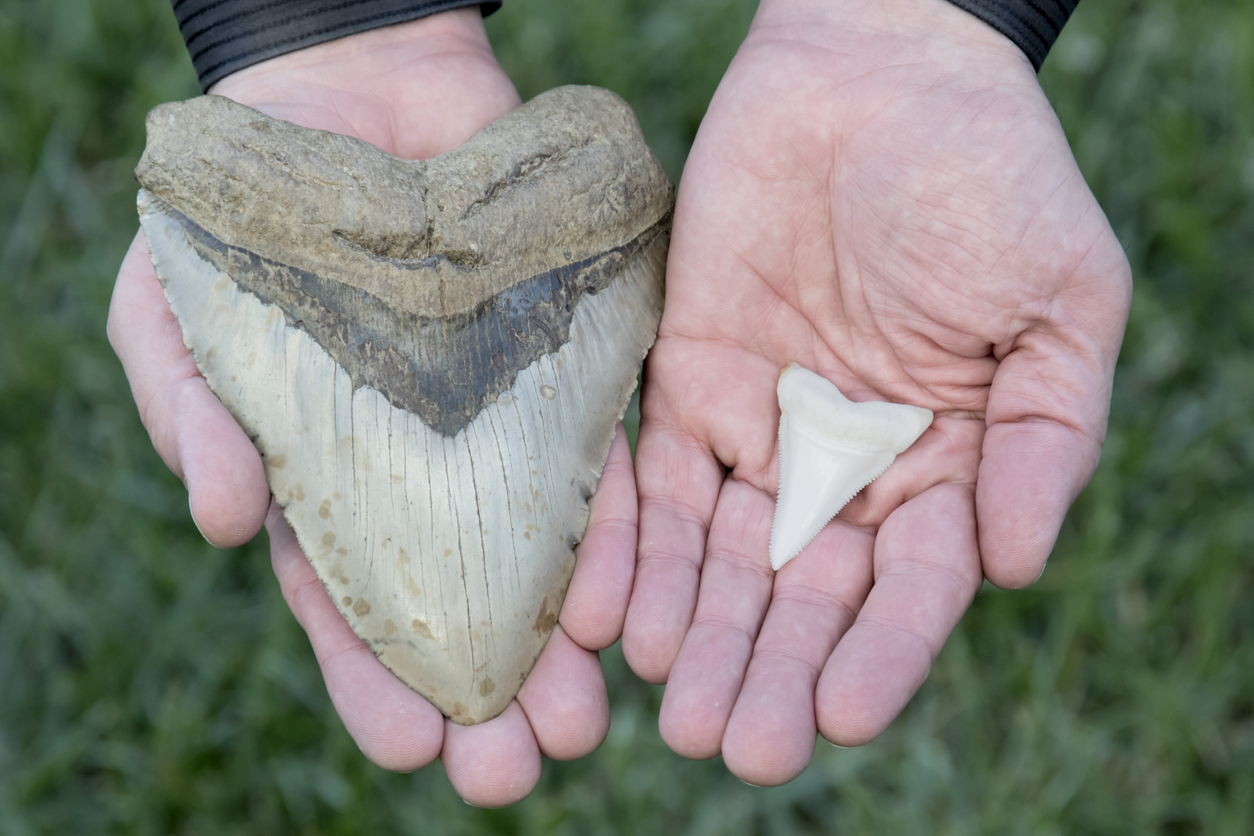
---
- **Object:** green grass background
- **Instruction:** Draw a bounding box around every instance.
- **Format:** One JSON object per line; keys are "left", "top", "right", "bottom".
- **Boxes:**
{"left": 2, "top": 0, "right": 1253, "bottom": 832}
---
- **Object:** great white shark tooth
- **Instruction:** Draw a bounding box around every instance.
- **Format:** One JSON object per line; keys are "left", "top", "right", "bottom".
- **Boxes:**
{"left": 135, "top": 87, "right": 671, "bottom": 724}
{"left": 769, "top": 364, "right": 933, "bottom": 571}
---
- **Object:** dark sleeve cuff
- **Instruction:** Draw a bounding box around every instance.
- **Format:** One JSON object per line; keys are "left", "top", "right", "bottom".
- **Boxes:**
{"left": 171, "top": 0, "right": 502, "bottom": 92}
{"left": 940, "top": 0, "right": 1078, "bottom": 71}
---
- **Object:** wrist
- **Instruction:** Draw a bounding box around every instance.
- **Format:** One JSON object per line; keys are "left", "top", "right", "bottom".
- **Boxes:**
{"left": 210, "top": 9, "right": 495, "bottom": 102}
{"left": 203, "top": 7, "right": 516, "bottom": 161}
{"left": 202, "top": 8, "right": 519, "bottom": 159}
{"left": 751, "top": 0, "right": 1031, "bottom": 75}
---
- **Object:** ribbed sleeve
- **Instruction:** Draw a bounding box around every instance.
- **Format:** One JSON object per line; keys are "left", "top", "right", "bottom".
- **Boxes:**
{"left": 171, "top": 0, "right": 501, "bottom": 91}
{"left": 941, "top": 0, "right": 1079, "bottom": 71}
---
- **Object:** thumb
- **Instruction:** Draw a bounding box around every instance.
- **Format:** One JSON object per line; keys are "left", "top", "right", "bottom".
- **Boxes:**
{"left": 978, "top": 267, "right": 1131, "bottom": 588}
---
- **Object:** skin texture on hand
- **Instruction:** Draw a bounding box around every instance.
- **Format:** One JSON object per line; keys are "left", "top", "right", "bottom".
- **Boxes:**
{"left": 622, "top": 0, "right": 1132, "bottom": 786}
{"left": 107, "top": 10, "right": 637, "bottom": 806}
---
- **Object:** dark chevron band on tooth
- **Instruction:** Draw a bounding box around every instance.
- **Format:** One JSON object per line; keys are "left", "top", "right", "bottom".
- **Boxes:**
{"left": 150, "top": 195, "right": 671, "bottom": 436}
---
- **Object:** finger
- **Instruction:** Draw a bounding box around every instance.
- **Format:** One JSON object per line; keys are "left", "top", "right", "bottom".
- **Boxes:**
{"left": 561, "top": 424, "right": 636, "bottom": 651}
{"left": 979, "top": 309, "right": 1125, "bottom": 587}
{"left": 622, "top": 399, "right": 723, "bottom": 683}
{"left": 517, "top": 626, "right": 609, "bottom": 760}
{"left": 441, "top": 703, "right": 542, "bottom": 807}
{"left": 178, "top": 381, "right": 270, "bottom": 546}
{"left": 721, "top": 520, "right": 874, "bottom": 786}
{"left": 108, "top": 231, "right": 268, "bottom": 546}
{"left": 657, "top": 479, "right": 774, "bottom": 759}
{"left": 816, "top": 482, "right": 981, "bottom": 747}
{"left": 266, "top": 503, "right": 445, "bottom": 771}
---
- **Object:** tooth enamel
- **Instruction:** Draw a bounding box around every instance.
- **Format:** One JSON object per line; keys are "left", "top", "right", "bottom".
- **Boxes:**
{"left": 769, "top": 364, "right": 932, "bottom": 570}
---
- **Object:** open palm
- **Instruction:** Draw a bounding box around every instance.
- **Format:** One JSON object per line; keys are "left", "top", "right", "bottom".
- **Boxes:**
{"left": 109, "top": 11, "right": 638, "bottom": 806}
{"left": 623, "top": 0, "right": 1131, "bottom": 785}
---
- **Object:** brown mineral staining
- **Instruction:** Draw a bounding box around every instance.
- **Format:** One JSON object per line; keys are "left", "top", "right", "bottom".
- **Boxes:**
{"left": 384, "top": 619, "right": 397, "bottom": 636}
{"left": 479, "top": 678, "right": 495, "bottom": 697}
{"left": 342, "top": 597, "right": 352, "bottom": 607}
{"left": 318, "top": 498, "right": 332, "bottom": 520}
{"left": 533, "top": 597, "right": 558, "bottom": 636}
{"left": 411, "top": 619, "right": 435, "bottom": 641}
{"left": 268, "top": 453, "right": 286, "bottom": 469}
{"left": 352, "top": 597, "right": 371, "bottom": 617}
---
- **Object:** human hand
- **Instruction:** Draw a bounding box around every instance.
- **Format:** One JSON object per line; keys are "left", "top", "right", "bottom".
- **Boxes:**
{"left": 108, "top": 10, "right": 637, "bottom": 805}
{"left": 622, "top": 0, "right": 1131, "bottom": 785}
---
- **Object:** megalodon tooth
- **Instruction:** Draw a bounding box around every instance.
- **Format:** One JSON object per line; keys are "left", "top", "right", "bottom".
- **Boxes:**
{"left": 770, "top": 364, "right": 933, "bottom": 570}
{"left": 135, "top": 87, "right": 671, "bottom": 724}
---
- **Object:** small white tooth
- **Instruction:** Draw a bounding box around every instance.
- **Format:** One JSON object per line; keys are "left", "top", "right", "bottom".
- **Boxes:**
{"left": 768, "top": 364, "right": 933, "bottom": 570}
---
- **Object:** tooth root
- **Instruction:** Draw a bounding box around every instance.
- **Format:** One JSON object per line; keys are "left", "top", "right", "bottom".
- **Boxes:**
{"left": 768, "top": 364, "right": 933, "bottom": 571}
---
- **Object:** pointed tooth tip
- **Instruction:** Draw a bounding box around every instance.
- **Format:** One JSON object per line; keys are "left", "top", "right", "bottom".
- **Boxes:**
{"left": 769, "top": 510, "right": 838, "bottom": 571}
{"left": 769, "top": 536, "right": 806, "bottom": 571}
{"left": 768, "top": 527, "right": 800, "bottom": 571}
{"left": 769, "top": 485, "right": 861, "bottom": 571}
{"left": 767, "top": 515, "right": 798, "bottom": 571}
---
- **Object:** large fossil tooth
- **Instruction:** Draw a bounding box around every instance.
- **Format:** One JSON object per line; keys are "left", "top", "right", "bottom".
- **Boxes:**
{"left": 135, "top": 87, "right": 671, "bottom": 724}
{"left": 770, "top": 364, "right": 932, "bottom": 570}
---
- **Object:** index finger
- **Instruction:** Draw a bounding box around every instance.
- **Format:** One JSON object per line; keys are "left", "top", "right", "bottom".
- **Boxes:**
{"left": 107, "top": 231, "right": 269, "bottom": 546}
